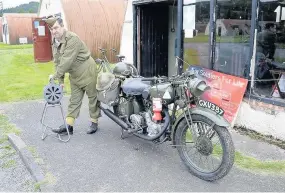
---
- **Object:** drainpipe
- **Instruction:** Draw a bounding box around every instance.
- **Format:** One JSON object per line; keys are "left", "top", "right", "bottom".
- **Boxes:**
{"left": 176, "top": 0, "right": 183, "bottom": 75}
{"left": 133, "top": 5, "right": 138, "bottom": 69}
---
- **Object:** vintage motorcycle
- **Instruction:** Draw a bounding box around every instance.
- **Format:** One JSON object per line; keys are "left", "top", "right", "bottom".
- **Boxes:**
{"left": 95, "top": 59, "right": 235, "bottom": 182}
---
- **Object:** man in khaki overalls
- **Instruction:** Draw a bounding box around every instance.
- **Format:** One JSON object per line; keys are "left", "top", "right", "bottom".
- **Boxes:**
{"left": 46, "top": 16, "right": 101, "bottom": 135}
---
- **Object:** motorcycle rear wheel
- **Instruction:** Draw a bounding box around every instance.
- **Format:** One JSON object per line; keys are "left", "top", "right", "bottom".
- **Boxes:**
{"left": 175, "top": 114, "right": 235, "bottom": 181}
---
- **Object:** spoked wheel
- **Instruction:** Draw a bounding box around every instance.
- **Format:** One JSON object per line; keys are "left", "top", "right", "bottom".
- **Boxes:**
{"left": 175, "top": 114, "right": 235, "bottom": 181}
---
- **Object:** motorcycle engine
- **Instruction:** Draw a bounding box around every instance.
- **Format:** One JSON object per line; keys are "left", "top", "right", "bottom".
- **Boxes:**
{"left": 130, "top": 114, "right": 144, "bottom": 129}
{"left": 129, "top": 112, "right": 162, "bottom": 137}
{"left": 115, "top": 95, "right": 162, "bottom": 137}
{"left": 143, "top": 112, "right": 163, "bottom": 137}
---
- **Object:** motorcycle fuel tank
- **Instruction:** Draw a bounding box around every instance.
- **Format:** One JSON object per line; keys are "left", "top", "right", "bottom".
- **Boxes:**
{"left": 149, "top": 83, "right": 174, "bottom": 105}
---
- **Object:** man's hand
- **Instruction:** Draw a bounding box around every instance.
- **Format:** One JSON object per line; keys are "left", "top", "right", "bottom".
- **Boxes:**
{"left": 60, "top": 84, "right": 66, "bottom": 93}
{"left": 48, "top": 74, "right": 54, "bottom": 83}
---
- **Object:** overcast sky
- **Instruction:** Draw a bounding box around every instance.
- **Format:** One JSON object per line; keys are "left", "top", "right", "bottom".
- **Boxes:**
{"left": 1, "top": 0, "right": 40, "bottom": 9}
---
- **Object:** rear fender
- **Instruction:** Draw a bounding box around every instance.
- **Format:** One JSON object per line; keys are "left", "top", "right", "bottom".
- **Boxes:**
{"left": 171, "top": 107, "right": 230, "bottom": 146}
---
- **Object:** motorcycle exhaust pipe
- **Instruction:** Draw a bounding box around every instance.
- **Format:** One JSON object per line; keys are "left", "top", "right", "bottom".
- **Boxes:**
{"left": 99, "top": 106, "right": 130, "bottom": 130}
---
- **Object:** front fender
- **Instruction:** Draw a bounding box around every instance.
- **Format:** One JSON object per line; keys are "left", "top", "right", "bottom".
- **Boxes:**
{"left": 171, "top": 107, "right": 230, "bottom": 145}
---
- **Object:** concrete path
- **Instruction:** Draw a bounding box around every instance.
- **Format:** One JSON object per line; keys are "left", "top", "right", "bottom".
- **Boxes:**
{"left": 1, "top": 96, "right": 285, "bottom": 192}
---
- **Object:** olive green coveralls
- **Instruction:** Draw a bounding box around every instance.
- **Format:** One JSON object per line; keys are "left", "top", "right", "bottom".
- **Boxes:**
{"left": 52, "top": 31, "right": 101, "bottom": 125}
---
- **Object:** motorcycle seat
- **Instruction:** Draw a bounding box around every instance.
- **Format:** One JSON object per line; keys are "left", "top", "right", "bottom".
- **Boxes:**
{"left": 121, "top": 78, "right": 150, "bottom": 95}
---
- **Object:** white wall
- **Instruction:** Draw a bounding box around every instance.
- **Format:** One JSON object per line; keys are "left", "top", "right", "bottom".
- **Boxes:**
{"left": 235, "top": 101, "right": 285, "bottom": 141}
{"left": 60, "top": 1, "right": 68, "bottom": 30}
{"left": 2, "top": 16, "right": 9, "bottom": 44}
{"left": 38, "top": 0, "right": 62, "bottom": 17}
{"left": 38, "top": 0, "right": 68, "bottom": 30}
{"left": 119, "top": 0, "right": 134, "bottom": 64}
{"left": 3, "top": 33, "right": 9, "bottom": 44}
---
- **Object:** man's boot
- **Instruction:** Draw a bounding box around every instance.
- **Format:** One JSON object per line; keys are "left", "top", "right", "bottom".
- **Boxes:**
{"left": 52, "top": 124, "right": 73, "bottom": 135}
{"left": 86, "top": 122, "right": 99, "bottom": 134}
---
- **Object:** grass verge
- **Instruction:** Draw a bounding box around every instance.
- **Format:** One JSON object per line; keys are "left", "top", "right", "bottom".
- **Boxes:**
{"left": 0, "top": 44, "right": 71, "bottom": 102}
{"left": 0, "top": 114, "right": 21, "bottom": 143}
{"left": 0, "top": 113, "right": 19, "bottom": 165}
{"left": 233, "top": 125, "right": 285, "bottom": 150}
{"left": 34, "top": 172, "right": 56, "bottom": 192}
{"left": 0, "top": 114, "right": 20, "bottom": 170}
{"left": 1, "top": 160, "right": 16, "bottom": 169}
{"left": 184, "top": 34, "right": 250, "bottom": 43}
{"left": 0, "top": 43, "right": 33, "bottom": 50}
{"left": 186, "top": 129, "right": 285, "bottom": 175}
{"left": 0, "top": 43, "right": 114, "bottom": 103}
{"left": 0, "top": 113, "right": 55, "bottom": 190}
{"left": 234, "top": 151, "right": 285, "bottom": 174}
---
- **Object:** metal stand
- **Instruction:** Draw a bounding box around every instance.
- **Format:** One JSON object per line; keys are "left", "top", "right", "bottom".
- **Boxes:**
{"left": 40, "top": 102, "right": 71, "bottom": 142}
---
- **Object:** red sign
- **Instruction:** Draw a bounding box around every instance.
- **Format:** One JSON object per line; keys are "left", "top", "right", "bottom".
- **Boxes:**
{"left": 189, "top": 66, "right": 248, "bottom": 123}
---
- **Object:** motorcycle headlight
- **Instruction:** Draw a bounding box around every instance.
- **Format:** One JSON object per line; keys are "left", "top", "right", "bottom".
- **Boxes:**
{"left": 188, "top": 78, "right": 211, "bottom": 97}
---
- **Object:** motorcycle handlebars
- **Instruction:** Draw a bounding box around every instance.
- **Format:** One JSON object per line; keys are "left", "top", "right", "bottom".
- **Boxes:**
{"left": 140, "top": 73, "right": 193, "bottom": 83}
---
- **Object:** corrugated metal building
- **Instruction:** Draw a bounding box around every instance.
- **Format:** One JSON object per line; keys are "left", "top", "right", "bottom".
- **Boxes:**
{"left": 2, "top": 13, "right": 37, "bottom": 45}
{"left": 60, "top": 0, "right": 127, "bottom": 61}
{"left": 0, "top": 17, "right": 2, "bottom": 42}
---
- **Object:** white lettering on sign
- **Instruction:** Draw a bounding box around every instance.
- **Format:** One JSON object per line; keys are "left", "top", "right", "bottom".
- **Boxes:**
{"left": 191, "top": 68, "right": 246, "bottom": 88}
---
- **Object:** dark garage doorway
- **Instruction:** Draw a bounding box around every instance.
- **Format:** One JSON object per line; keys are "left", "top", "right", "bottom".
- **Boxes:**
{"left": 137, "top": 3, "right": 169, "bottom": 77}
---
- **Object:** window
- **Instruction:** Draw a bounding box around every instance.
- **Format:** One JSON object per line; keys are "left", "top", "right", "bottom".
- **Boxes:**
{"left": 183, "top": 0, "right": 211, "bottom": 71}
{"left": 213, "top": 0, "right": 252, "bottom": 78}
{"left": 250, "top": 0, "right": 285, "bottom": 102}
{"left": 182, "top": 0, "right": 285, "bottom": 105}
{"left": 183, "top": 0, "right": 253, "bottom": 78}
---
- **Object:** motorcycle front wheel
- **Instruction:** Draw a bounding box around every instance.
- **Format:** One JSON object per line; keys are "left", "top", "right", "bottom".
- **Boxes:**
{"left": 175, "top": 114, "right": 235, "bottom": 181}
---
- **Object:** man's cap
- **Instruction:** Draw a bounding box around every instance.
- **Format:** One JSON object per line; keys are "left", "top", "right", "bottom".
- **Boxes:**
{"left": 45, "top": 16, "right": 58, "bottom": 28}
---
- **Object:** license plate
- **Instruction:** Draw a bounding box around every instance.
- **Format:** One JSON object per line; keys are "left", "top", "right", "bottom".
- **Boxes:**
{"left": 197, "top": 99, "right": 225, "bottom": 116}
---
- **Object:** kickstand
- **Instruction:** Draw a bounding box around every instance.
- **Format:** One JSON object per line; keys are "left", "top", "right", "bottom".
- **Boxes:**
{"left": 153, "top": 136, "right": 169, "bottom": 145}
{"left": 120, "top": 116, "right": 133, "bottom": 140}
{"left": 120, "top": 128, "right": 130, "bottom": 139}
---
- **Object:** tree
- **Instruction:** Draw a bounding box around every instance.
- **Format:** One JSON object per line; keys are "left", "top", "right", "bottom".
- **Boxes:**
{"left": 1, "top": 1, "right": 39, "bottom": 15}
{"left": 19, "top": 8, "right": 25, "bottom": 13}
